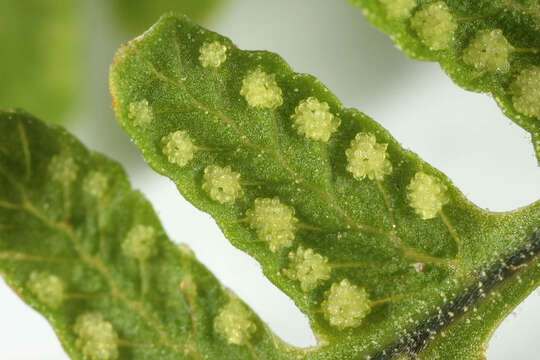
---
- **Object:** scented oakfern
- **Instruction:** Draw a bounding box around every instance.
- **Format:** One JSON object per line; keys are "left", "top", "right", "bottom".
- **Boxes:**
{"left": 0, "top": 5, "right": 539, "bottom": 360}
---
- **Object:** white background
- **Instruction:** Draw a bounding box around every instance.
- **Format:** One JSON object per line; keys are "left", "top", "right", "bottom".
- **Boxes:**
{"left": 1, "top": 0, "right": 540, "bottom": 358}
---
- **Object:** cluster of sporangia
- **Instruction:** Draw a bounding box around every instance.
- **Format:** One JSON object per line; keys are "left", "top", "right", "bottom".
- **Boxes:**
{"left": 378, "top": 0, "right": 540, "bottom": 119}
{"left": 33, "top": 3, "right": 519, "bottom": 355}
{"left": 27, "top": 157, "right": 150, "bottom": 360}
{"left": 21, "top": 2, "right": 540, "bottom": 358}
{"left": 124, "top": 34, "right": 453, "bottom": 349}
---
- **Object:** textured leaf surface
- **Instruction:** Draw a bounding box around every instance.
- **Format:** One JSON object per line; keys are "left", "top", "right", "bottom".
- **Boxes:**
{"left": 0, "top": 110, "right": 293, "bottom": 360}
{"left": 347, "top": 0, "right": 540, "bottom": 164}
{"left": 110, "top": 14, "right": 540, "bottom": 359}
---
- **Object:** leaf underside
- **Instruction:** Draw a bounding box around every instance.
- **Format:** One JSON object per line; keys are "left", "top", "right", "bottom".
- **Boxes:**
{"left": 109, "top": 14, "right": 540, "bottom": 359}
{"left": 0, "top": 110, "right": 290, "bottom": 360}
{"left": 347, "top": 0, "right": 540, "bottom": 165}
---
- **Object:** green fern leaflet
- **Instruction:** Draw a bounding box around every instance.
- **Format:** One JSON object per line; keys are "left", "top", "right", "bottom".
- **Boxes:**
{"left": 109, "top": 14, "right": 540, "bottom": 359}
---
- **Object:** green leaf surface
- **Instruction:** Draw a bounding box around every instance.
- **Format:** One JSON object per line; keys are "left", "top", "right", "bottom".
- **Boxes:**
{"left": 347, "top": 0, "right": 540, "bottom": 165}
{"left": 0, "top": 109, "right": 294, "bottom": 360}
{"left": 110, "top": 14, "right": 540, "bottom": 359}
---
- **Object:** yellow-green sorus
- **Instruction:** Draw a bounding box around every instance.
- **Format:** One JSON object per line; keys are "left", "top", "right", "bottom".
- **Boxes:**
{"left": 83, "top": 172, "right": 108, "bottom": 198}
{"left": 284, "top": 246, "right": 332, "bottom": 291}
{"left": 214, "top": 299, "right": 256, "bottom": 345}
{"left": 345, "top": 132, "right": 392, "bottom": 181}
{"left": 407, "top": 171, "right": 449, "bottom": 219}
{"left": 322, "top": 279, "right": 372, "bottom": 329}
{"left": 27, "top": 271, "right": 65, "bottom": 308}
{"left": 199, "top": 41, "right": 228, "bottom": 68}
{"left": 462, "top": 29, "right": 513, "bottom": 72}
{"left": 128, "top": 99, "right": 153, "bottom": 126}
{"left": 410, "top": 2, "right": 457, "bottom": 50}
{"left": 379, "top": 0, "right": 417, "bottom": 19}
{"left": 240, "top": 69, "right": 283, "bottom": 109}
{"left": 122, "top": 225, "right": 156, "bottom": 261}
{"left": 161, "top": 130, "right": 197, "bottom": 167}
{"left": 291, "top": 97, "right": 340, "bottom": 142}
{"left": 246, "top": 197, "right": 298, "bottom": 252}
{"left": 202, "top": 165, "right": 243, "bottom": 204}
{"left": 74, "top": 313, "right": 119, "bottom": 360}
{"left": 49, "top": 154, "right": 78, "bottom": 185}
{"left": 510, "top": 66, "right": 540, "bottom": 119}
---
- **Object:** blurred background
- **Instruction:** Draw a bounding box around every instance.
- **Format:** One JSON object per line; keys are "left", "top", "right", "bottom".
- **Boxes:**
{"left": 1, "top": 0, "right": 540, "bottom": 358}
